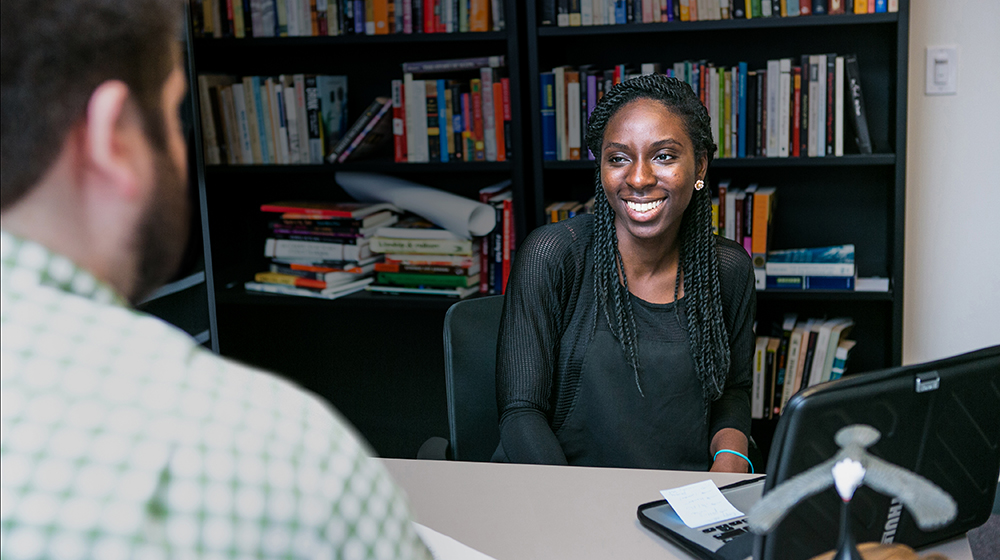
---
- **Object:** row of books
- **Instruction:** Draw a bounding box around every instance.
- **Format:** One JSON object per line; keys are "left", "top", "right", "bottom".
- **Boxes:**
{"left": 197, "top": 74, "right": 349, "bottom": 165}
{"left": 540, "top": 53, "right": 871, "bottom": 162}
{"left": 395, "top": 57, "right": 512, "bottom": 163}
{"left": 752, "top": 313, "right": 856, "bottom": 419}
{"left": 544, "top": 197, "right": 595, "bottom": 224}
{"left": 539, "top": 0, "right": 898, "bottom": 26}
{"left": 190, "top": 0, "right": 505, "bottom": 38}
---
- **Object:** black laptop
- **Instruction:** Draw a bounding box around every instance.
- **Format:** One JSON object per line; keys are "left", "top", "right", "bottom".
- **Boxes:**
{"left": 638, "top": 344, "right": 1000, "bottom": 560}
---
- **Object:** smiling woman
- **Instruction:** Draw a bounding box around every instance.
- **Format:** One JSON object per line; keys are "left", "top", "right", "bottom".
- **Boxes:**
{"left": 494, "top": 74, "right": 758, "bottom": 473}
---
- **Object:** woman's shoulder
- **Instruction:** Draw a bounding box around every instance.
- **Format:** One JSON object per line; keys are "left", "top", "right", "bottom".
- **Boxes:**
{"left": 714, "top": 235, "right": 755, "bottom": 287}
{"left": 519, "top": 214, "right": 595, "bottom": 261}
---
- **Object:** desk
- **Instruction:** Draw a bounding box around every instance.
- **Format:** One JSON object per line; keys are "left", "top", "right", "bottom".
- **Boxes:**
{"left": 382, "top": 459, "right": 974, "bottom": 560}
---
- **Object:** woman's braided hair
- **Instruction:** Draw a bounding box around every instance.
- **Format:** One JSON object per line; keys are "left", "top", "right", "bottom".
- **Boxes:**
{"left": 585, "top": 74, "right": 730, "bottom": 400}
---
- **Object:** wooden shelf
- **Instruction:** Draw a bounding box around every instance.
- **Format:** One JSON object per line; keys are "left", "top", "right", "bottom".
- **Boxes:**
{"left": 194, "top": 31, "right": 507, "bottom": 48}
{"left": 205, "top": 160, "right": 513, "bottom": 174}
{"left": 536, "top": 12, "right": 898, "bottom": 37}
{"left": 542, "top": 154, "right": 895, "bottom": 170}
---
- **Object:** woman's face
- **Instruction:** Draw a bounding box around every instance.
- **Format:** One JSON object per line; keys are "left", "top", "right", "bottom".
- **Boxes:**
{"left": 600, "top": 98, "right": 704, "bottom": 244}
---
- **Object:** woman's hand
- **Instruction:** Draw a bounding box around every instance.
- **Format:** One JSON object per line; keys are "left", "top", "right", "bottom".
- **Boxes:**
{"left": 709, "top": 428, "right": 751, "bottom": 473}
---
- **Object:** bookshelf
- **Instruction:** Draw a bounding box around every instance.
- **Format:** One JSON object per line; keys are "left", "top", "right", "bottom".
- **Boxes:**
{"left": 187, "top": 2, "right": 526, "bottom": 457}
{"left": 524, "top": 2, "right": 910, "bottom": 464}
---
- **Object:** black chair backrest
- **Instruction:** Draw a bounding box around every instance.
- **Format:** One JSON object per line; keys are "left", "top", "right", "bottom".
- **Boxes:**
{"left": 442, "top": 295, "right": 504, "bottom": 461}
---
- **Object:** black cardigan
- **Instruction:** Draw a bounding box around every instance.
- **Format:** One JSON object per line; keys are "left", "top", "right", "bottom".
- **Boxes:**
{"left": 494, "top": 214, "right": 757, "bottom": 466}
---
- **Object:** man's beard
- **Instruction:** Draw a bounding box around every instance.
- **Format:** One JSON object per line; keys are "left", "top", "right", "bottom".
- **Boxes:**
{"left": 129, "top": 148, "right": 190, "bottom": 304}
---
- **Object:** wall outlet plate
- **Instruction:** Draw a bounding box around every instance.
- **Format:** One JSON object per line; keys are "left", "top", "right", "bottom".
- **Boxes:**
{"left": 925, "top": 46, "right": 958, "bottom": 95}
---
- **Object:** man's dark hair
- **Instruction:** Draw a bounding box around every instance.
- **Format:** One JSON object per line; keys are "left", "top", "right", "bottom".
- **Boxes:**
{"left": 584, "top": 74, "right": 730, "bottom": 400}
{"left": 1, "top": 0, "right": 182, "bottom": 210}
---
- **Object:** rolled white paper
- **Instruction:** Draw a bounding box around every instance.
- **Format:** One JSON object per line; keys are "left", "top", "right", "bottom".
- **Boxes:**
{"left": 335, "top": 172, "right": 506, "bottom": 240}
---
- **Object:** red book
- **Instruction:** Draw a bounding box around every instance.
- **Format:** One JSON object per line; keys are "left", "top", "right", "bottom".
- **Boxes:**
{"left": 501, "top": 198, "right": 514, "bottom": 293}
{"left": 435, "top": 0, "right": 446, "bottom": 32}
{"left": 792, "top": 67, "right": 802, "bottom": 157}
{"left": 493, "top": 82, "right": 506, "bottom": 162}
{"left": 392, "top": 79, "right": 407, "bottom": 162}
{"left": 259, "top": 201, "right": 396, "bottom": 218}
{"left": 424, "top": 0, "right": 436, "bottom": 32}
{"left": 471, "top": 79, "right": 485, "bottom": 161}
{"left": 800, "top": 0, "right": 812, "bottom": 15}
{"left": 501, "top": 77, "right": 512, "bottom": 162}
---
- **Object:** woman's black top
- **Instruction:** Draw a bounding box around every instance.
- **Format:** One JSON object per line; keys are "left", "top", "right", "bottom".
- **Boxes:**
{"left": 493, "top": 214, "right": 756, "bottom": 468}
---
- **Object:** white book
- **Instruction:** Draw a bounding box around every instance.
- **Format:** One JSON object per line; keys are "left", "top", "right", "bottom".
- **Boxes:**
{"left": 582, "top": 0, "right": 594, "bottom": 25}
{"left": 815, "top": 54, "right": 828, "bottom": 158}
{"left": 709, "top": 68, "right": 719, "bottom": 152}
{"left": 752, "top": 337, "right": 770, "bottom": 419}
{"left": 711, "top": 0, "right": 723, "bottom": 20}
{"left": 557, "top": 4, "right": 570, "bottom": 26}
{"left": 293, "top": 74, "right": 311, "bottom": 164}
{"left": 766, "top": 59, "right": 780, "bottom": 157}
{"left": 835, "top": 56, "right": 845, "bottom": 156}
{"left": 285, "top": 0, "right": 299, "bottom": 35}
{"left": 761, "top": 0, "right": 772, "bottom": 16}
{"left": 282, "top": 79, "right": 301, "bottom": 163}
{"left": 808, "top": 318, "right": 852, "bottom": 387}
{"left": 888, "top": 0, "right": 898, "bottom": 12}
{"left": 265, "top": 238, "right": 372, "bottom": 262}
{"left": 444, "top": 0, "right": 454, "bottom": 32}
{"left": 230, "top": 83, "right": 255, "bottom": 164}
{"left": 567, "top": 78, "right": 581, "bottom": 158}
{"left": 820, "top": 319, "right": 855, "bottom": 383}
{"left": 553, "top": 66, "right": 568, "bottom": 160}
{"left": 408, "top": 78, "right": 429, "bottom": 163}
{"left": 480, "top": 68, "right": 497, "bottom": 162}
{"left": 609, "top": 0, "right": 617, "bottom": 25}
{"left": 245, "top": 277, "right": 373, "bottom": 300}
{"left": 301, "top": 0, "right": 313, "bottom": 35}
{"left": 807, "top": 55, "right": 820, "bottom": 157}
{"left": 765, "top": 262, "right": 855, "bottom": 276}
{"left": 778, "top": 59, "right": 791, "bottom": 158}
{"left": 592, "top": 0, "right": 603, "bottom": 25}
{"left": 261, "top": 78, "right": 279, "bottom": 164}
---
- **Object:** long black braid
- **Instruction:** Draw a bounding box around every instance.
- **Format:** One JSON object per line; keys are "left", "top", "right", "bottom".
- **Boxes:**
{"left": 585, "top": 74, "right": 731, "bottom": 401}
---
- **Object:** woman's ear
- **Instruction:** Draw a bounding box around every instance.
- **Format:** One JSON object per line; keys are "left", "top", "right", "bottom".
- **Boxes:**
{"left": 696, "top": 154, "right": 708, "bottom": 182}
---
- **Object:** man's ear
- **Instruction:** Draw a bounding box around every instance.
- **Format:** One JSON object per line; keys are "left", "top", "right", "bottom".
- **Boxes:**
{"left": 83, "top": 80, "right": 143, "bottom": 199}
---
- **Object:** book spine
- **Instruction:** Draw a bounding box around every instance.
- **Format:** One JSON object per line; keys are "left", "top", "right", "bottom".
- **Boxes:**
{"left": 471, "top": 79, "right": 485, "bottom": 161}
{"left": 304, "top": 76, "right": 325, "bottom": 163}
{"left": 425, "top": 81, "right": 441, "bottom": 163}
{"left": 826, "top": 54, "right": 835, "bottom": 156}
{"left": 392, "top": 79, "right": 407, "bottom": 162}
{"left": 540, "top": 0, "right": 557, "bottom": 25}
{"left": 752, "top": 338, "right": 767, "bottom": 419}
{"left": 230, "top": 84, "right": 254, "bottom": 163}
{"left": 737, "top": 62, "right": 747, "bottom": 158}
{"left": 493, "top": 81, "right": 506, "bottom": 162}
{"left": 197, "top": 77, "right": 222, "bottom": 165}
{"left": 337, "top": 99, "right": 392, "bottom": 162}
{"left": 480, "top": 68, "right": 497, "bottom": 161}
{"left": 778, "top": 59, "right": 791, "bottom": 158}
{"left": 401, "top": 55, "right": 504, "bottom": 74}
{"left": 461, "top": 92, "right": 473, "bottom": 161}
{"left": 835, "top": 56, "right": 845, "bottom": 156}
{"left": 409, "top": 78, "right": 430, "bottom": 162}
{"left": 437, "top": 79, "right": 450, "bottom": 162}
{"left": 566, "top": 71, "right": 581, "bottom": 160}
{"left": 376, "top": 272, "right": 476, "bottom": 287}
{"left": 791, "top": 67, "right": 801, "bottom": 157}
{"left": 765, "top": 275, "right": 856, "bottom": 290}
{"left": 370, "top": 237, "right": 474, "bottom": 255}
{"left": 375, "top": 263, "right": 476, "bottom": 275}
{"left": 241, "top": 78, "right": 262, "bottom": 163}
{"left": 765, "top": 262, "right": 854, "bottom": 276}
{"left": 501, "top": 78, "right": 512, "bottom": 162}
{"left": 502, "top": 197, "right": 513, "bottom": 293}
{"left": 845, "top": 54, "right": 872, "bottom": 154}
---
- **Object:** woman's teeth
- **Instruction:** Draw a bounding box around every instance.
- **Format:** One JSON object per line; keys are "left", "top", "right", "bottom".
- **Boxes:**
{"left": 625, "top": 199, "right": 663, "bottom": 213}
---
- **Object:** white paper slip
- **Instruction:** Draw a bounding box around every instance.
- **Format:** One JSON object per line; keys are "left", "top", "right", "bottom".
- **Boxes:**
{"left": 413, "top": 522, "right": 497, "bottom": 560}
{"left": 660, "top": 479, "right": 745, "bottom": 529}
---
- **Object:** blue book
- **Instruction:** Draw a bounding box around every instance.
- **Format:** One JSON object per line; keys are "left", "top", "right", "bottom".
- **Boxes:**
{"left": 437, "top": 79, "right": 449, "bottom": 163}
{"left": 767, "top": 244, "right": 855, "bottom": 264}
{"left": 766, "top": 275, "right": 856, "bottom": 291}
{"left": 540, "top": 73, "right": 557, "bottom": 161}
{"left": 615, "top": 0, "right": 627, "bottom": 24}
{"left": 354, "top": 0, "right": 365, "bottom": 34}
{"left": 251, "top": 77, "right": 272, "bottom": 164}
{"left": 738, "top": 62, "right": 748, "bottom": 158}
{"left": 875, "top": 0, "right": 887, "bottom": 12}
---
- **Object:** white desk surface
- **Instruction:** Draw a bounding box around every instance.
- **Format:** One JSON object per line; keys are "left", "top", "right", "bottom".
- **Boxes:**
{"left": 382, "top": 458, "right": 974, "bottom": 560}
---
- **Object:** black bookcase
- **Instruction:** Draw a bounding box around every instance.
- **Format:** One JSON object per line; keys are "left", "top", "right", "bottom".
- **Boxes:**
{"left": 524, "top": 2, "right": 909, "bottom": 464}
{"left": 187, "top": 3, "right": 525, "bottom": 458}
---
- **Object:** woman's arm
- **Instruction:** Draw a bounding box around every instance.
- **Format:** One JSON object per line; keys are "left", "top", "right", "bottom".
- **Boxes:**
{"left": 708, "top": 241, "right": 757, "bottom": 473}
{"left": 494, "top": 225, "right": 578, "bottom": 465}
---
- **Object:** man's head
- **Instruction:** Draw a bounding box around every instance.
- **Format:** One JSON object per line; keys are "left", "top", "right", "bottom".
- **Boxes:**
{"left": 1, "top": 0, "right": 190, "bottom": 303}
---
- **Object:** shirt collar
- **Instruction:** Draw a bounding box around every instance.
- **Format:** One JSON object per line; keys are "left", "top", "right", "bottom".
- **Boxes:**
{"left": 1, "top": 229, "right": 127, "bottom": 307}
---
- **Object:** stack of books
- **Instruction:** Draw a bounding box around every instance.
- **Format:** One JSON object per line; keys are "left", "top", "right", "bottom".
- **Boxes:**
{"left": 477, "top": 183, "right": 515, "bottom": 294}
{"left": 544, "top": 197, "right": 594, "bottom": 224}
{"left": 197, "top": 74, "right": 348, "bottom": 165}
{"left": 753, "top": 313, "right": 857, "bottom": 420}
{"left": 245, "top": 201, "right": 399, "bottom": 299}
{"left": 367, "top": 216, "right": 481, "bottom": 298}
{"left": 540, "top": 53, "right": 872, "bottom": 161}
{"left": 538, "top": 0, "right": 897, "bottom": 27}
{"left": 394, "top": 56, "right": 511, "bottom": 164}
{"left": 710, "top": 181, "right": 777, "bottom": 287}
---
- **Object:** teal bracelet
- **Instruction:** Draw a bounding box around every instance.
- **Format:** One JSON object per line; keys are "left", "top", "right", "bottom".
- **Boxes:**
{"left": 713, "top": 449, "right": 754, "bottom": 474}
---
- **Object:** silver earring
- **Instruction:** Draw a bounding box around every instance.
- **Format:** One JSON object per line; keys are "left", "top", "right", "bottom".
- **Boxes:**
{"left": 695, "top": 180, "right": 705, "bottom": 191}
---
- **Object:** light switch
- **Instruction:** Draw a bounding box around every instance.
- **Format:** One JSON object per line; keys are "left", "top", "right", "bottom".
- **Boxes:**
{"left": 926, "top": 46, "right": 958, "bottom": 95}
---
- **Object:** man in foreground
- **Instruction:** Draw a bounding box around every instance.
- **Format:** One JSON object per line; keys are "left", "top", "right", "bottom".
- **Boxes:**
{"left": 0, "top": 1, "right": 430, "bottom": 558}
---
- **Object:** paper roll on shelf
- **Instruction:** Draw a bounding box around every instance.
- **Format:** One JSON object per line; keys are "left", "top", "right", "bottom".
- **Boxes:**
{"left": 335, "top": 172, "right": 507, "bottom": 240}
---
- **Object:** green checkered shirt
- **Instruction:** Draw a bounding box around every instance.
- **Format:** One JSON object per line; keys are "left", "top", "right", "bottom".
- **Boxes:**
{"left": 0, "top": 230, "right": 432, "bottom": 559}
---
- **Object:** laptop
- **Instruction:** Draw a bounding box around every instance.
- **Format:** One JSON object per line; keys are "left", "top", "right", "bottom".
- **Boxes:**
{"left": 638, "top": 344, "right": 1000, "bottom": 560}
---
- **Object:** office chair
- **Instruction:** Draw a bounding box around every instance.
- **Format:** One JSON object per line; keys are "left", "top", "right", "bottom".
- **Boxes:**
{"left": 417, "top": 295, "right": 504, "bottom": 462}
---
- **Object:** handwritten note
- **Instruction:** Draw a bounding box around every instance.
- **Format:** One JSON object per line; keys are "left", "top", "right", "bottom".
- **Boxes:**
{"left": 660, "top": 480, "right": 745, "bottom": 529}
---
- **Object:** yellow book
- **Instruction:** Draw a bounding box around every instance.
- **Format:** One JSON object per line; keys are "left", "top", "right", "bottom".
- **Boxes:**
{"left": 680, "top": 0, "right": 690, "bottom": 21}
{"left": 855, "top": 0, "right": 868, "bottom": 13}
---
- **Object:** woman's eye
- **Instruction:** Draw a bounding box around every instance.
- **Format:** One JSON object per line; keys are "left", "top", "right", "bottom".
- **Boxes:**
{"left": 608, "top": 155, "right": 627, "bottom": 163}
{"left": 654, "top": 152, "right": 673, "bottom": 161}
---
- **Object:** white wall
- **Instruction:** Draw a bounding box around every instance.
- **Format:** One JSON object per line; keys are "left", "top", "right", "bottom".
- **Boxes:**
{"left": 903, "top": 0, "right": 1000, "bottom": 364}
